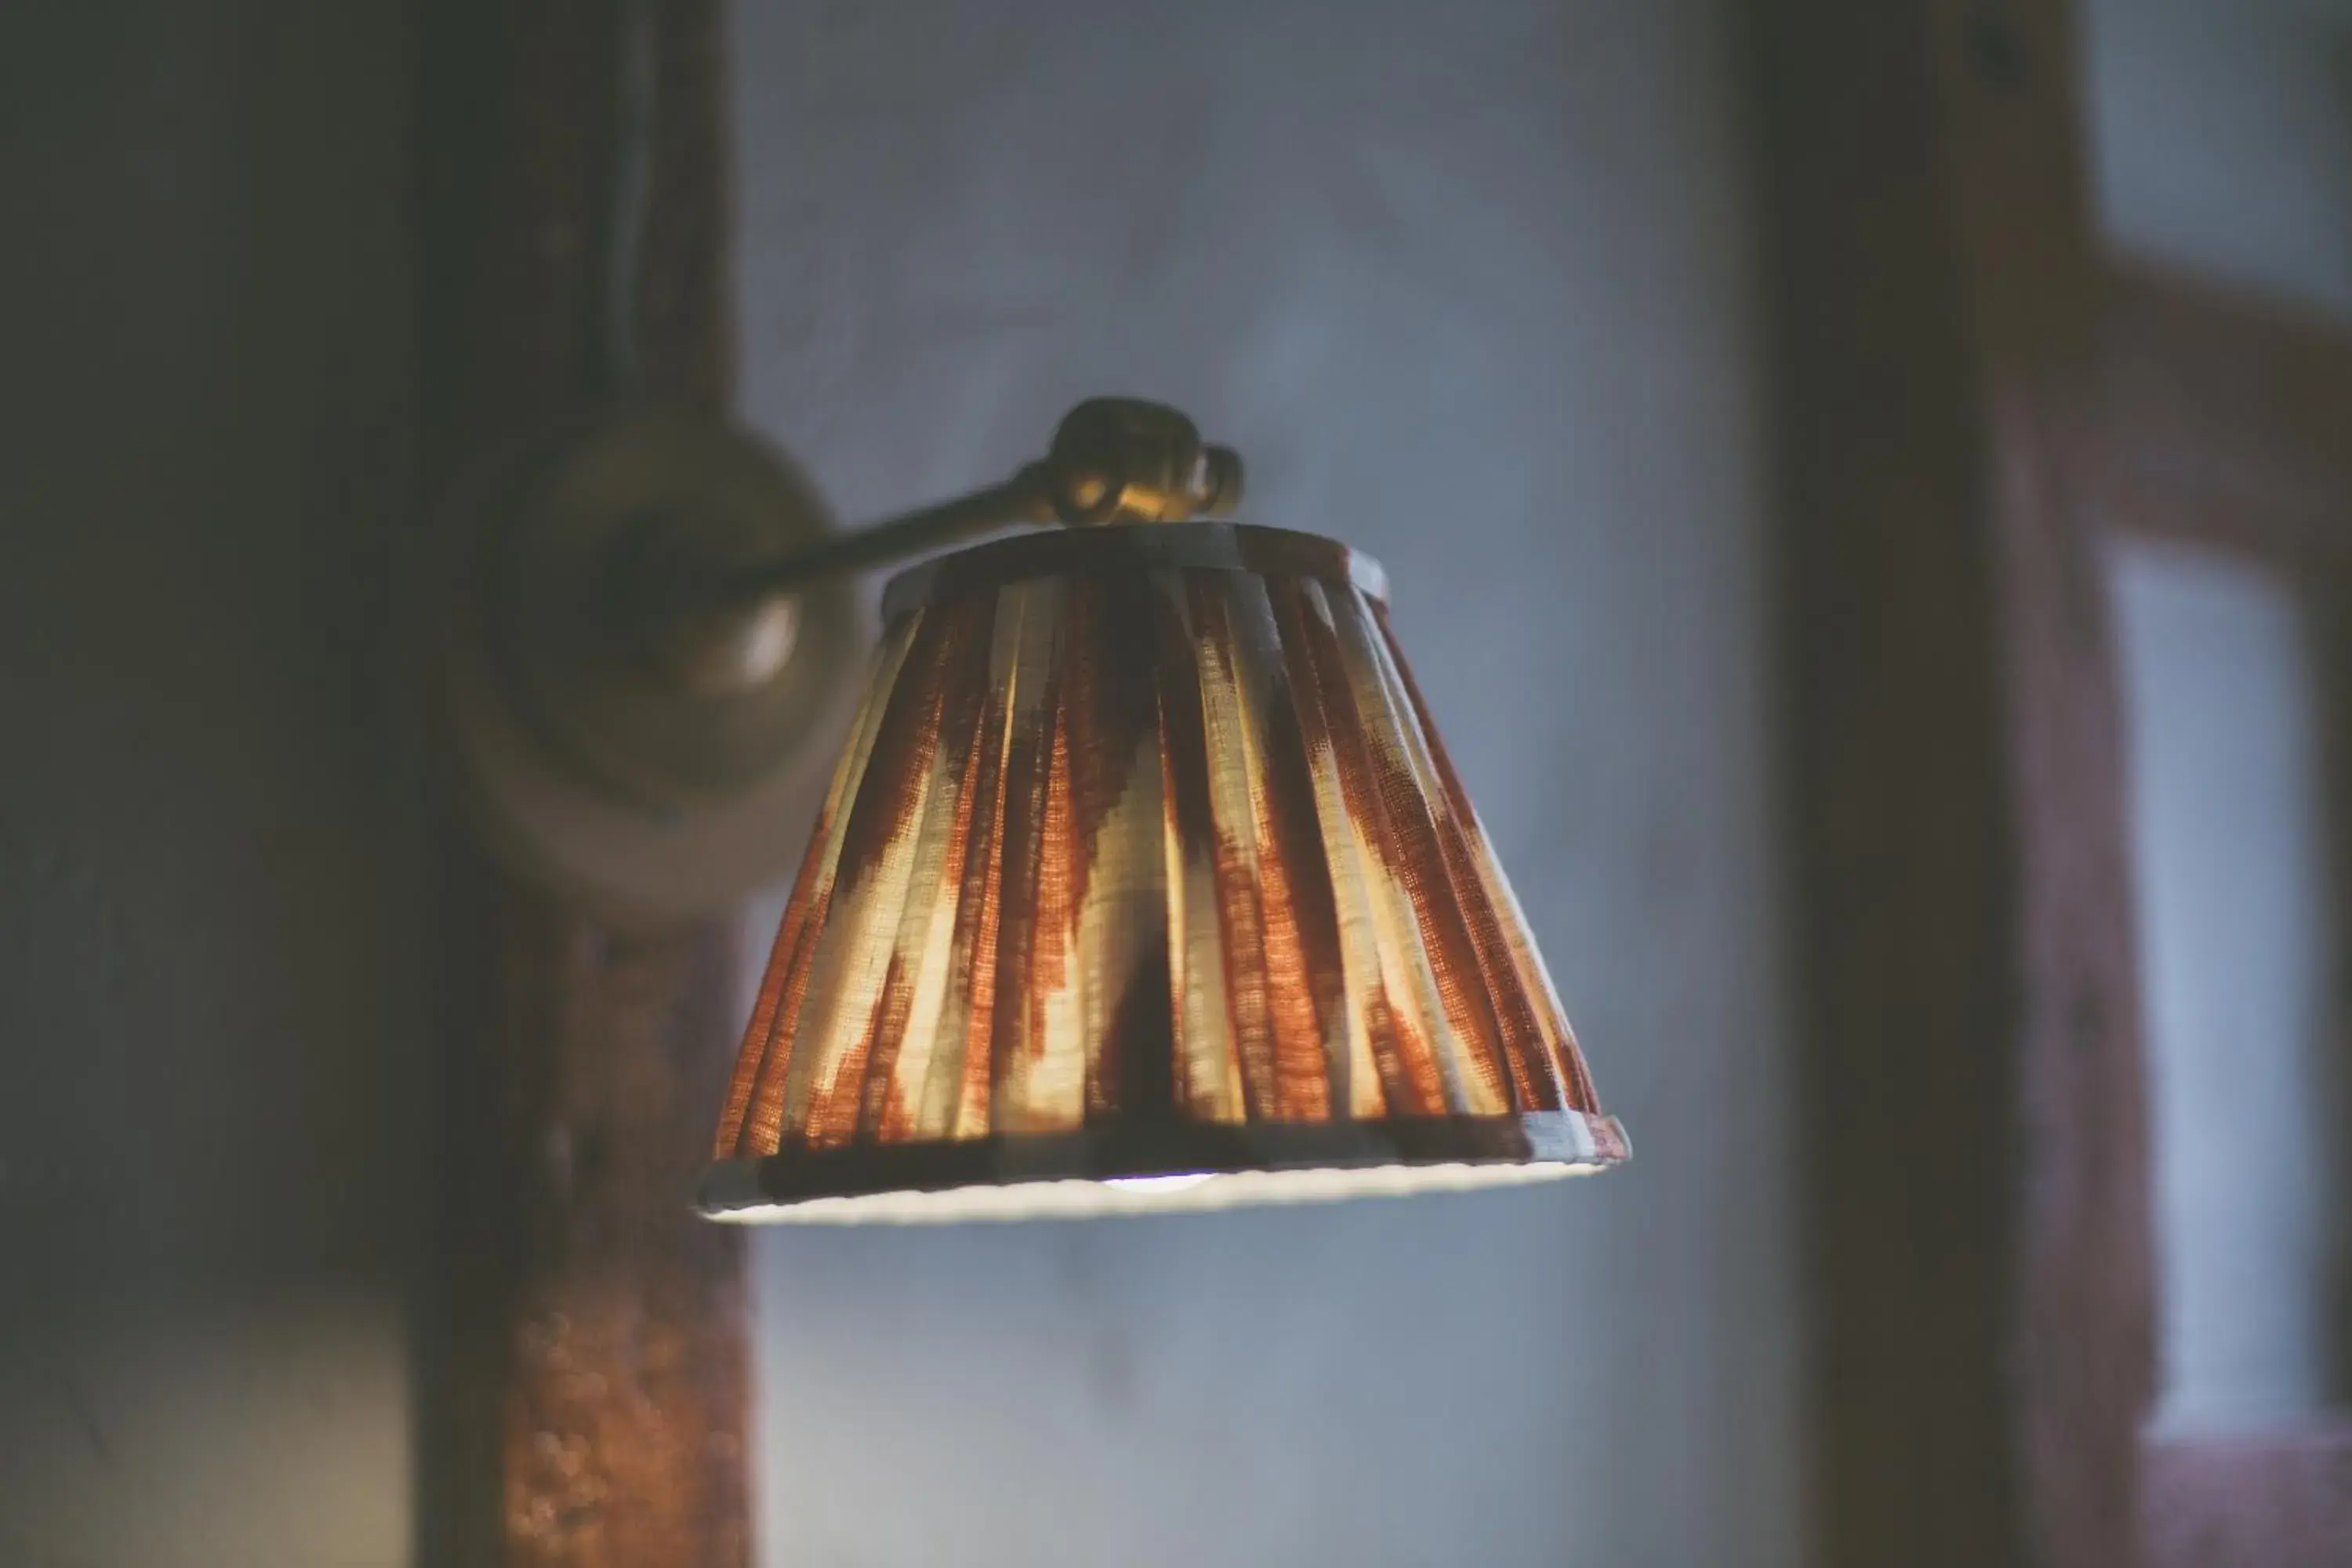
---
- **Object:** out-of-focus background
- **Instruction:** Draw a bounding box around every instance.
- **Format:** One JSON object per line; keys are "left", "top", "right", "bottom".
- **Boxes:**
{"left": 2, "top": 1, "right": 2348, "bottom": 1565}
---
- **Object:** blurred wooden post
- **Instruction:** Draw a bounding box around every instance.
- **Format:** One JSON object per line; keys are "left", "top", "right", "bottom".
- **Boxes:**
{"left": 1755, "top": 3, "right": 2154, "bottom": 1565}
{"left": 416, "top": 3, "right": 752, "bottom": 1563}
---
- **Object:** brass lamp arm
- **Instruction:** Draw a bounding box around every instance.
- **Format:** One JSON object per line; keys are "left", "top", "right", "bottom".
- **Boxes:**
{"left": 624, "top": 397, "right": 1245, "bottom": 695}
{"left": 722, "top": 397, "right": 1246, "bottom": 603}
{"left": 720, "top": 471, "right": 1060, "bottom": 601}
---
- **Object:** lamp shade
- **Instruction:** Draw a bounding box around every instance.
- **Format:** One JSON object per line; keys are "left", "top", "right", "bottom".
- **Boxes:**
{"left": 702, "top": 522, "right": 1626, "bottom": 1221}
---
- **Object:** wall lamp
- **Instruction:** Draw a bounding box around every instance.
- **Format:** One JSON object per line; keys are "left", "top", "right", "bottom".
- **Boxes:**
{"left": 435, "top": 399, "right": 1627, "bottom": 1222}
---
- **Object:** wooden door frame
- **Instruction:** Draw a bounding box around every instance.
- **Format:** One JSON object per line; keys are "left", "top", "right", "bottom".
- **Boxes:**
{"left": 1759, "top": 3, "right": 2151, "bottom": 1563}
{"left": 1761, "top": 2, "right": 2352, "bottom": 1563}
{"left": 416, "top": 4, "right": 753, "bottom": 1564}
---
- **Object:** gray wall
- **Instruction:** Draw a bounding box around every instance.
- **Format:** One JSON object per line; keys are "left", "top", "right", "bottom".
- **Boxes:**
{"left": 0, "top": 4, "right": 427, "bottom": 1564}
{"left": 731, "top": 4, "right": 1803, "bottom": 1564}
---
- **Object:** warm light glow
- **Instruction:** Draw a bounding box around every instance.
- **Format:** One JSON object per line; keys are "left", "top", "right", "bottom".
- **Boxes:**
{"left": 702, "top": 524, "right": 1628, "bottom": 1224}
{"left": 1105, "top": 1173, "right": 1217, "bottom": 1194}
{"left": 706, "top": 1159, "right": 1605, "bottom": 1226}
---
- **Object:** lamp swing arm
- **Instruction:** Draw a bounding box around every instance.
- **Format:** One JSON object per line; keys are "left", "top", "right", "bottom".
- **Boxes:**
{"left": 714, "top": 397, "right": 1247, "bottom": 605}
{"left": 713, "top": 470, "right": 1059, "bottom": 604}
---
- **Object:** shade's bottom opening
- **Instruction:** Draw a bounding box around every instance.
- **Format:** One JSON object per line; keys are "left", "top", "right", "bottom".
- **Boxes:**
{"left": 702, "top": 1157, "right": 1609, "bottom": 1225}
{"left": 700, "top": 1109, "right": 1629, "bottom": 1225}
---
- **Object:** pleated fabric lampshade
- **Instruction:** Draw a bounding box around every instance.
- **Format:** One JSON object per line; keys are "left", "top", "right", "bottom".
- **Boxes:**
{"left": 701, "top": 522, "right": 1628, "bottom": 1221}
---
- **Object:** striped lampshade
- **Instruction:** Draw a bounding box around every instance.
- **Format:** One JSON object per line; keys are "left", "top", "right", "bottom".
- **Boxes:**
{"left": 701, "top": 523, "right": 1627, "bottom": 1221}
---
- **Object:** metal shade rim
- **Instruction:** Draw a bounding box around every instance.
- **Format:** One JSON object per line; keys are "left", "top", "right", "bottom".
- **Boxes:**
{"left": 877, "top": 520, "right": 1390, "bottom": 625}
{"left": 699, "top": 1109, "right": 1628, "bottom": 1221}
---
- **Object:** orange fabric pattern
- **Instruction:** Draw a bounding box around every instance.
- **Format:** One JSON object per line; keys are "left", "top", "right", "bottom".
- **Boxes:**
{"left": 709, "top": 524, "right": 1625, "bottom": 1206}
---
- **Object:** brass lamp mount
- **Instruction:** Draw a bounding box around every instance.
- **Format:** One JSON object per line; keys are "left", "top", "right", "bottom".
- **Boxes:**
{"left": 619, "top": 397, "right": 1242, "bottom": 692}
{"left": 433, "top": 397, "right": 1243, "bottom": 920}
